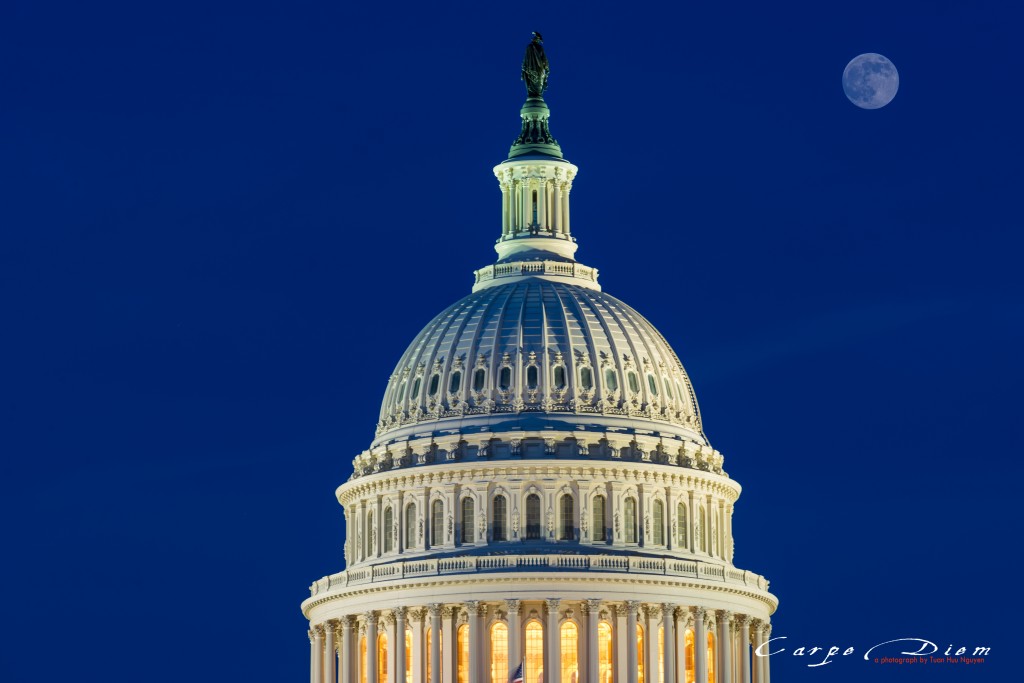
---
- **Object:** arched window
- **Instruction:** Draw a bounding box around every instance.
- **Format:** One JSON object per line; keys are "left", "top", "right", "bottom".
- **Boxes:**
{"left": 461, "top": 497, "right": 475, "bottom": 544}
{"left": 428, "top": 374, "right": 440, "bottom": 397}
{"left": 411, "top": 377, "right": 421, "bottom": 402}
{"left": 707, "top": 632, "right": 716, "bottom": 683}
{"left": 604, "top": 368, "right": 618, "bottom": 392}
{"left": 431, "top": 500, "right": 444, "bottom": 547}
{"left": 405, "top": 503, "right": 416, "bottom": 549}
{"left": 625, "top": 498, "right": 638, "bottom": 543}
{"left": 636, "top": 624, "right": 645, "bottom": 683}
{"left": 365, "top": 510, "right": 374, "bottom": 557}
{"left": 449, "top": 371, "right": 461, "bottom": 393}
{"left": 553, "top": 366, "right": 566, "bottom": 389}
{"left": 525, "top": 621, "right": 544, "bottom": 683}
{"left": 359, "top": 635, "right": 367, "bottom": 683}
{"left": 677, "top": 502, "right": 688, "bottom": 548}
{"left": 377, "top": 633, "right": 388, "bottom": 683}
{"left": 490, "top": 622, "right": 508, "bottom": 683}
{"left": 532, "top": 189, "right": 538, "bottom": 224}
{"left": 699, "top": 506, "right": 707, "bottom": 553}
{"left": 684, "top": 629, "right": 695, "bottom": 683}
{"left": 457, "top": 624, "right": 469, "bottom": 683}
{"left": 580, "top": 366, "right": 594, "bottom": 391}
{"left": 559, "top": 493, "right": 574, "bottom": 540}
{"left": 473, "top": 368, "right": 486, "bottom": 392}
{"left": 396, "top": 380, "right": 406, "bottom": 402}
{"left": 560, "top": 621, "right": 579, "bottom": 682}
{"left": 383, "top": 507, "right": 394, "bottom": 553}
{"left": 647, "top": 374, "right": 659, "bottom": 396}
{"left": 527, "top": 365, "right": 539, "bottom": 389}
{"left": 525, "top": 493, "right": 542, "bottom": 540}
{"left": 592, "top": 495, "right": 606, "bottom": 542}
{"left": 499, "top": 367, "right": 511, "bottom": 390}
{"left": 663, "top": 377, "right": 674, "bottom": 400}
{"left": 653, "top": 500, "right": 665, "bottom": 546}
{"left": 425, "top": 628, "right": 433, "bottom": 683}
{"left": 598, "top": 622, "right": 613, "bottom": 683}
{"left": 493, "top": 495, "right": 507, "bottom": 541}
{"left": 405, "top": 629, "right": 412, "bottom": 683}
{"left": 627, "top": 371, "right": 640, "bottom": 394}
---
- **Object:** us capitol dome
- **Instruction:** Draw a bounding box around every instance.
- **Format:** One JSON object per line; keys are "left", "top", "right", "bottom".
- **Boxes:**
{"left": 302, "top": 34, "right": 777, "bottom": 683}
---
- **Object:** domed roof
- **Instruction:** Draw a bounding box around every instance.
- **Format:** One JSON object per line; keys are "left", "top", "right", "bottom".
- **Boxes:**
{"left": 373, "top": 278, "right": 705, "bottom": 447}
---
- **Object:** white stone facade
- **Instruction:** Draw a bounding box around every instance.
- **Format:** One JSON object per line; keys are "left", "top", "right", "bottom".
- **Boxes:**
{"left": 302, "top": 61, "right": 776, "bottom": 683}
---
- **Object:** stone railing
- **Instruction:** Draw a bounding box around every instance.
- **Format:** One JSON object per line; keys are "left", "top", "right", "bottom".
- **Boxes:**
{"left": 473, "top": 260, "right": 599, "bottom": 287}
{"left": 309, "top": 555, "right": 769, "bottom": 596}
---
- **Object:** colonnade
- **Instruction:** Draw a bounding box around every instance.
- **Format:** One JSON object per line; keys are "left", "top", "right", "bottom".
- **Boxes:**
{"left": 499, "top": 172, "right": 572, "bottom": 237}
{"left": 309, "top": 600, "right": 770, "bottom": 683}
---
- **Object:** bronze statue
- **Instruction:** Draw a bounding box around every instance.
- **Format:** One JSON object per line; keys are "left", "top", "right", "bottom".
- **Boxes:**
{"left": 521, "top": 32, "right": 549, "bottom": 97}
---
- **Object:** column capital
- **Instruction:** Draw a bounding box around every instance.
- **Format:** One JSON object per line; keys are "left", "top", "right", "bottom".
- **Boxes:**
{"left": 625, "top": 600, "right": 641, "bottom": 616}
{"left": 410, "top": 607, "right": 427, "bottom": 623}
{"left": 465, "top": 599, "right": 480, "bottom": 613}
{"left": 504, "top": 598, "right": 522, "bottom": 614}
{"left": 763, "top": 622, "right": 772, "bottom": 637}
{"left": 363, "top": 610, "right": 377, "bottom": 624}
{"left": 583, "top": 599, "right": 602, "bottom": 614}
{"left": 441, "top": 605, "right": 455, "bottom": 619}
{"left": 545, "top": 598, "right": 561, "bottom": 613}
{"left": 690, "top": 606, "right": 706, "bottom": 621}
{"left": 661, "top": 603, "right": 677, "bottom": 618}
{"left": 314, "top": 624, "right": 325, "bottom": 637}
{"left": 393, "top": 607, "right": 407, "bottom": 622}
{"left": 308, "top": 629, "right": 315, "bottom": 643}
{"left": 428, "top": 603, "right": 442, "bottom": 618}
{"left": 341, "top": 615, "right": 356, "bottom": 629}
{"left": 736, "top": 613, "right": 750, "bottom": 627}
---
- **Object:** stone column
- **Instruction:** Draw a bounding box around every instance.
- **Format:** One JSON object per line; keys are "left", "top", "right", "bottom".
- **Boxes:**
{"left": 675, "top": 610, "right": 687, "bottom": 683}
{"left": 751, "top": 622, "right": 763, "bottom": 683}
{"left": 693, "top": 608, "right": 707, "bottom": 683}
{"left": 537, "top": 178, "right": 547, "bottom": 231}
{"left": 310, "top": 629, "right": 319, "bottom": 683}
{"left": 375, "top": 496, "right": 383, "bottom": 559}
{"left": 585, "top": 600, "right": 600, "bottom": 682}
{"left": 643, "top": 606, "right": 657, "bottom": 683}
{"left": 411, "top": 609, "right": 425, "bottom": 683}
{"left": 521, "top": 178, "right": 530, "bottom": 230}
{"left": 687, "top": 491, "right": 697, "bottom": 554}
{"left": 501, "top": 182, "right": 511, "bottom": 236}
{"left": 467, "top": 601, "right": 481, "bottom": 683}
{"left": 662, "top": 604, "right": 676, "bottom": 683}
{"left": 325, "top": 621, "right": 336, "bottom": 683}
{"left": 718, "top": 612, "right": 732, "bottom": 683}
{"left": 441, "top": 606, "right": 455, "bottom": 683}
{"left": 625, "top": 601, "right": 639, "bottom": 683}
{"left": 737, "top": 615, "right": 750, "bottom": 683}
{"left": 395, "top": 609, "right": 407, "bottom": 683}
{"left": 341, "top": 617, "right": 355, "bottom": 683}
{"left": 706, "top": 494, "right": 716, "bottom": 558}
{"left": 762, "top": 624, "right": 771, "bottom": 683}
{"left": 365, "top": 613, "right": 378, "bottom": 683}
{"left": 505, "top": 600, "right": 522, "bottom": 681}
{"left": 562, "top": 182, "right": 572, "bottom": 235}
{"left": 552, "top": 179, "right": 562, "bottom": 233}
{"left": 546, "top": 598, "right": 562, "bottom": 683}
{"left": 429, "top": 604, "right": 442, "bottom": 683}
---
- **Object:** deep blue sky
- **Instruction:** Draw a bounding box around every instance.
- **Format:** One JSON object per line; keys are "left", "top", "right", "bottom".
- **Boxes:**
{"left": 2, "top": 1, "right": 1021, "bottom": 681}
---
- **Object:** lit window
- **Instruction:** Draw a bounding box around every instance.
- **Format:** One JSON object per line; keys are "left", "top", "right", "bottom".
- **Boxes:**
{"left": 560, "top": 621, "right": 579, "bottom": 682}
{"left": 473, "top": 368, "right": 486, "bottom": 392}
{"left": 580, "top": 367, "right": 593, "bottom": 390}
{"left": 598, "top": 622, "right": 613, "bottom": 683}
{"left": 383, "top": 507, "right": 394, "bottom": 553}
{"left": 604, "top": 369, "right": 618, "bottom": 392}
{"left": 526, "top": 494, "right": 542, "bottom": 540}
{"left": 457, "top": 625, "right": 469, "bottom": 683}
{"left": 527, "top": 365, "right": 539, "bottom": 388}
{"left": 490, "top": 622, "right": 508, "bottom": 683}
{"left": 647, "top": 374, "right": 659, "bottom": 395}
{"left": 405, "top": 503, "right": 416, "bottom": 549}
{"left": 359, "top": 636, "right": 367, "bottom": 683}
{"left": 405, "top": 629, "right": 412, "bottom": 683}
{"left": 707, "top": 632, "right": 716, "bottom": 683}
{"left": 428, "top": 374, "right": 440, "bottom": 397}
{"left": 553, "top": 366, "right": 567, "bottom": 389}
{"left": 431, "top": 500, "right": 443, "bottom": 547}
{"left": 592, "top": 495, "right": 606, "bottom": 542}
{"left": 377, "top": 633, "right": 388, "bottom": 683}
{"left": 461, "top": 497, "right": 475, "bottom": 544}
{"left": 685, "top": 629, "right": 695, "bottom": 683}
{"left": 658, "top": 626, "right": 665, "bottom": 683}
{"left": 499, "top": 367, "right": 512, "bottom": 390}
{"left": 653, "top": 500, "right": 664, "bottom": 545}
{"left": 559, "top": 493, "right": 574, "bottom": 540}
{"left": 449, "top": 371, "right": 461, "bottom": 393}
{"left": 625, "top": 498, "right": 637, "bottom": 543}
{"left": 425, "top": 629, "right": 432, "bottom": 683}
{"left": 637, "top": 624, "right": 645, "bottom": 683}
{"left": 627, "top": 371, "right": 640, "bottom": 393}
{"left": 525, "top": 621, "right": 544, "bottom": 683}
{"left": 493, "top": 495, "right": 507, "bottom": 541}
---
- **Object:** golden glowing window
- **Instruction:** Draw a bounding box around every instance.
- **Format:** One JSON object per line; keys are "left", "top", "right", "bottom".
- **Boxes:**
{"left": 637, "top": 624, "right": 645, "bottom": 683}
{"left": 658, "top": 626, "right": 665, "bottom": 683}
{"left": 525, "top": 621, "right": 544, "bottom": 683}
{"left": 592, "top": 495, "right": 606, "bottom": 542}
{"left": 405, "top": 629, "right": 412, "bottom": 683}
{"left": 461, "top": 497, "right": 475, "bottom": 544}
{"left": 707, "top": 632, "right": 716, "bottom": 683}
{"left": 560, "top": 621, "right": 579, "bottom": 682}
{"left": 359, "top": 636, "right": 367, "bottom": 683}
{"left": 490, "top": 622, "right": 508, "bottom": 683}
{"left": 457, "top": 624, "right": 469, "bottom": 683}
{"left": 685, "top": 629, "right": 695, "bottom": 683}
{"left": 377, "top": 633, "right": 388, "bottom": 683}
{"left": 598, "top": 622, "right": 613, "bottom": 683}
{"left": 625, "top": 498, "right": 637, "bottom": 543}
{"left": 425, "top": 628, "right": 439, "bottom": 682}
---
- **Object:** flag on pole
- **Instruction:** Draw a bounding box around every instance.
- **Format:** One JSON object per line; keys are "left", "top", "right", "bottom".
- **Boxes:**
{"left": 509, "top": 661, "right": 524, "bottom": 683}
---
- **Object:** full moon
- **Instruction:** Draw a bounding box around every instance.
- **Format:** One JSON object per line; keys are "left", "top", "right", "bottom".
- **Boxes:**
{"left": 843, "top": 53, "right": 899, "bottom": 109}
